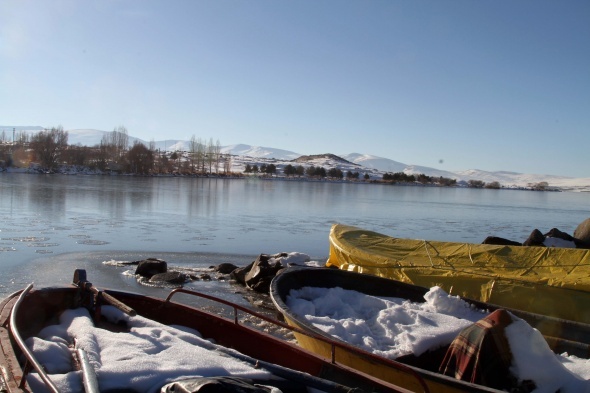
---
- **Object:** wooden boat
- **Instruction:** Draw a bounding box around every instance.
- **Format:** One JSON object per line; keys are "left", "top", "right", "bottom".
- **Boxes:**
{"left": 270, "top": 266, "right": 590, "bottom": 393}
{"left": 326, "top": 224, "right": 590, "bottom": 324}
{"left": 0, "top": 269, "right": 414, "bottom": 393}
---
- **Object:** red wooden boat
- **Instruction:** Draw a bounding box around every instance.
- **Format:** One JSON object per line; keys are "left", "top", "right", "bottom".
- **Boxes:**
{"left": 0, "top": 269, "right": 418, "bottom": 393}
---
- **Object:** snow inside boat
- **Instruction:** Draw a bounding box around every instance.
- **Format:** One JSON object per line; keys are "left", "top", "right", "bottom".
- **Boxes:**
{"left": 270, "top": 266, "right": 590, "bottom": 393}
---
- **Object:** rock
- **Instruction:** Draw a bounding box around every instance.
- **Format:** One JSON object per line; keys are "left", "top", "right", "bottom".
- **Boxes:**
{"left": 135, "top": 258, "right": 167, "bottom": 278}
{"left": 214, "top": 263, "right": 239, "bottom": 274}
{"left": 230, "top": 262, "right": 253, "bottom": 286}
{"left": 544, "top": 228, "right": 575, "bottom": 242}
{"left": 483, "top": 222, "right": 590, "bottom": 249}
{"left": 543, "top": 228, "right": 577, "bottom": 248}
{"left": 543, "top": 237, "right": 577, "bottom": 248}
{"left": 149, "top": 271, "right": 187, "bottom": 284}
{"left": 482, "top": 236, "right": 522, "bottom": 246}
{"left": 229, "top": 253, "right": 287, "bottom": 293}
{"left": 522, "top": 229, "right": 545, "bottom": 247}
{"left": 574, "top": 218, "right": 590, "bottom": 248}
{"left": 244, "top": 254, "right": 285, "bottom": 293}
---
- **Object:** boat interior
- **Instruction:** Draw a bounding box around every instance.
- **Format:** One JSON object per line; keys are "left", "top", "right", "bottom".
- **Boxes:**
{"left": 1, "top": 269, "right": 409, "bottom": 393}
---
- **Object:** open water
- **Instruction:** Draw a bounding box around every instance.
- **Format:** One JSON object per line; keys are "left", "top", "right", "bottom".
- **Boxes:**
{"left": 1, "top": 173, "right": 588, "bottom": 304}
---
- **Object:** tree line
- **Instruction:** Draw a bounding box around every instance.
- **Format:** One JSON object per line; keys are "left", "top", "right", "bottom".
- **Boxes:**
{"left": 0, "top": 126, "right": 232, "bottom": 175}
{"left": 244, "top": 163, "right": 372, "bottom": 181}
{"left": 246, "top": 163, "right": 532, "bottom": 190}
{"left": 382, "top": 172, "right": 459, "bottom": 186}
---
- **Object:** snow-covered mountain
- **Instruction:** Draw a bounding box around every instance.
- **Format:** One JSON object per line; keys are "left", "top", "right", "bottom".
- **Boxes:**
{"left": 3, "top": 127, "right": 589, "bottom": 190}
{"left": 221, "top": 144, "right": 300, "bottom": 160}
{"left": 341, "top": 153, "right": 408, "bottom": 174}
{"left": 66, "top": 129, "right": 111, "bottom": 146}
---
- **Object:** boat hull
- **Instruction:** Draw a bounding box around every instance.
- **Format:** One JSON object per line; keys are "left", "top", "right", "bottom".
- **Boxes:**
{"left": 270, "top": 266, "right": 590, "bottom": 393}
{"left": 326, "top": 224, "right": 590, "bottom": 323}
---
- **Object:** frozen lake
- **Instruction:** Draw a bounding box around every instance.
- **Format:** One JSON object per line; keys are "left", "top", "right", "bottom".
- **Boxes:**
{"left": 1, "top": 173, "right": 588, "bottom": 300}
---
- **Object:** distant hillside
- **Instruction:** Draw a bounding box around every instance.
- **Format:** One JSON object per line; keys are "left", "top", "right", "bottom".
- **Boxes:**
{"left": 0, "top": 126, "right": 44, "bottom": 132}
{"left": 65, "top": 129, "right": 110, "bottom": 147}
{"left": 3, "top": 127, "right": 590, "bottom": 190}
{"left": 293, "top": 154, "right": 359, "bottom": 166}
{"left": 0, "top": 126, "right": 44, "bottom": 140}
{"left": 342, "top": 153, "right": 407, "bottom": 173}
{"left": 222, "top": 144, "right": 300, "bottom": 160}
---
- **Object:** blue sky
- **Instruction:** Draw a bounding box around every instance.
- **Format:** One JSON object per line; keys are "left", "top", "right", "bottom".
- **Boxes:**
{"left": 1, "top": 1, "right": 589, "bottom": 177}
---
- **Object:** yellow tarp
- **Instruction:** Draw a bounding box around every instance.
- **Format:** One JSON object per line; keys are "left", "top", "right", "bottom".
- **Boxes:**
{"left": 326, "top": 224, "right": 590, "bottom": 324}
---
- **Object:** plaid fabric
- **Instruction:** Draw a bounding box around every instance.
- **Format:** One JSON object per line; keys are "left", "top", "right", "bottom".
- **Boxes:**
{"left": 439, "top": 309, "right": 515, "bottom": 390}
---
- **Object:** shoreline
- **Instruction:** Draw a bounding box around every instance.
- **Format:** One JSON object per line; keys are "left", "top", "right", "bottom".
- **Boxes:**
{"left": 1, "top": 165, "right": 571, "bottom": 192}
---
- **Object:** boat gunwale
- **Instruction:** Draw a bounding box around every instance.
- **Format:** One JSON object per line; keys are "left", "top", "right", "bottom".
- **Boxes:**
{"left": 0, "top": 291, "right": 26, "bottom": 393}
{"left": 10, "top": 284, "right": 60, "bottom": 393}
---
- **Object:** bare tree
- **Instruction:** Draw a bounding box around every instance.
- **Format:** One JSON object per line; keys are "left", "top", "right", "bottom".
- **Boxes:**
{"left": 113, "top": 125, "right": 129, "bottom": 155}
{"left": 214, "top": 139, "right": 222, "bottom": 174}
{"left": 101, "top": 125, "right": 129, "bottom": 165}
{"left": 29, "top": 126, "right": 69, "bottom": 170}
{"left": 206, "top": 138, "right": 215, "bottom": 174}
{"left": 126, "top": 141, "right": 154, "bottom": 174}
{"left": 468, "top": 180, "right": 486, "bottom": 188}
{"left": 189, "top": 135, "right": 199, "bottom": 172}
{"left": 532, "top": 182, "right": 549, "bottom": 191}
{"left": 223, "top": 154, "right": 232, "bottom": 174}
{"left": 196, "top": 138, "right": 206, "bottom": 173}
{"left": 94, "top": 140, "right": 110, "bottom": 171}
{"left": 15, "top": 131, "right": 29, "bottom": 147}
{"left": 63, "top": 144, "right": 90, "bottom": 166}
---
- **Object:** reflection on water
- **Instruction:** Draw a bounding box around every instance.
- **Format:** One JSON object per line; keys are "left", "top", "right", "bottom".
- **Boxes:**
{"left": 1, "top": 173, "right": 588, "bottom": 298}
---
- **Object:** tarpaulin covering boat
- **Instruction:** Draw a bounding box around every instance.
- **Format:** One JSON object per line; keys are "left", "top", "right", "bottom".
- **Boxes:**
{"left": 326, "top": 224, "right": 590, "bottom": 323}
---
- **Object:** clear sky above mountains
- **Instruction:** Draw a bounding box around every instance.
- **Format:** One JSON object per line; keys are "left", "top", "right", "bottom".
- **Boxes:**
{"left": 1, "top": 1, "right": 588, "bottom": 178}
